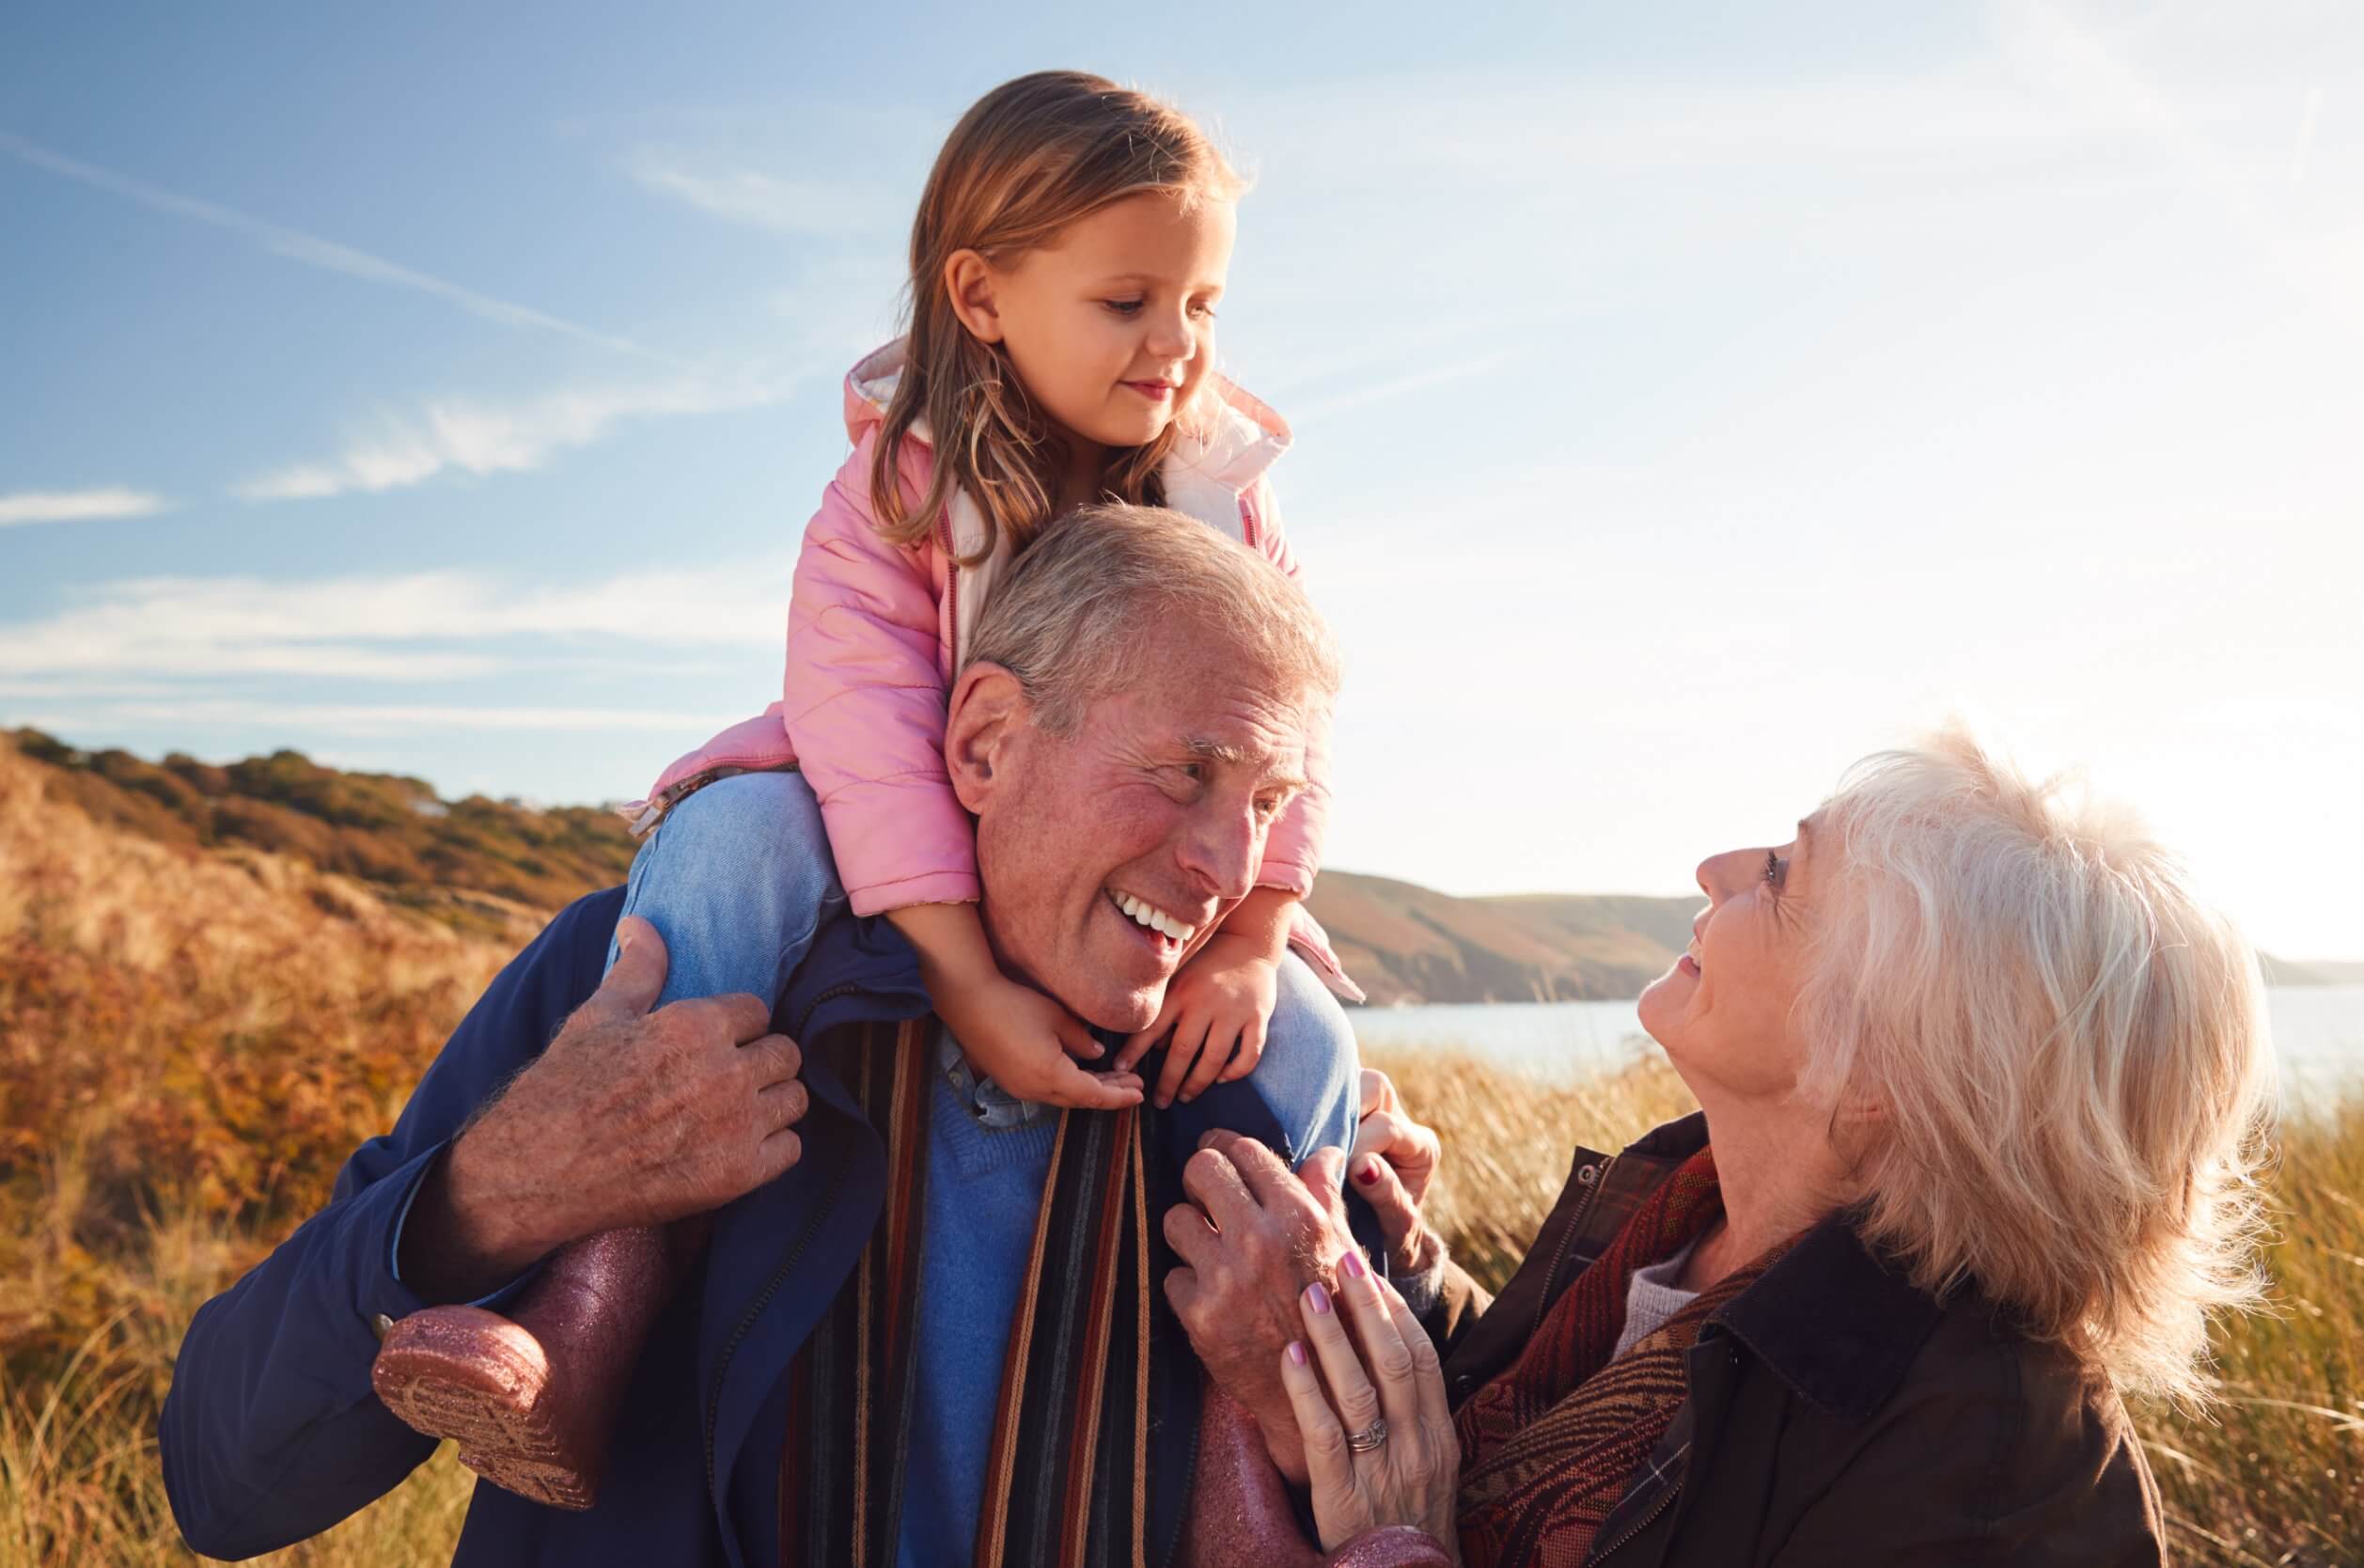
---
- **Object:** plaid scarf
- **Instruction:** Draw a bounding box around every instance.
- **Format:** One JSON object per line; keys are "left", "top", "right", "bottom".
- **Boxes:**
{"left": 1453, "top": 1148, "right": 1777, "bottom": 1568}
{"left": 776, "top": 1017, "right": 1183, "bottom": 1568}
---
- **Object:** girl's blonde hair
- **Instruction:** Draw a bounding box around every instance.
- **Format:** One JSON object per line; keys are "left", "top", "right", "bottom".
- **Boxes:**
{"left": 870, "top": 71, "right": 1244, "bottom": 562}
{"left": 1798, "top": 728, "right": 2277, "bottom": 1404}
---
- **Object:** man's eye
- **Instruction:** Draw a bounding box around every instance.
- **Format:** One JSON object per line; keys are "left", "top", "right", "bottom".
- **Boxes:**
{"left": 1103, "top": 298, "right": 1144, "bottom": 316}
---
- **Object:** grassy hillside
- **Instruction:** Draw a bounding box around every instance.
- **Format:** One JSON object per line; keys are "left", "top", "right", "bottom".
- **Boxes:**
{"left": 21, "top": 730, "right": 2352, "bottom": 1006}
{"left": 6, "top": 729, "right": 636, "bottom": 941}
{"left": 0, "top": 731, "right": 2359, "bottom": 1564}
{"left": 8, "top": 729, "right": 1700, "bottom": 1004}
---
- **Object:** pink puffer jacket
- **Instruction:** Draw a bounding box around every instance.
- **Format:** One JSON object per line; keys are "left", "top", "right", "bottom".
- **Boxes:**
{"left": 628, "top": 342, "right": 1359, "bottom": 1000}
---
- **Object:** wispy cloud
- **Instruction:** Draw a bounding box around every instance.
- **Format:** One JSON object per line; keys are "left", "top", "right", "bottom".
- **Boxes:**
{"left": 0, "top": 563, "right": 789, "bottom": 684}
{"left": 622, "top": 147, "right": 885, "bottom": 235}
{"left": 232, "top": 370, "right": 788, "bottom": 501}
{"left": 0, "top": 128, "right": 675, "bottom": 364}
{"left": 1289, "top": 350, "right": 1524, "bottom": 421}
{"left": 0, "top": 487, "right": 169, "bottom": 528}
{"left": 8, "top": 695, "right": 699, "bottom": 736}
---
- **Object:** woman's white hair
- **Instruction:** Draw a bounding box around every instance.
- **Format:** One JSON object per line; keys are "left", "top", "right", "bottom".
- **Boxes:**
{"left": 1799, "top": 727, "right": 2276, "bottom": 1403}
{"left": 963, "top": 501, "right": 1340, "bottom": 733}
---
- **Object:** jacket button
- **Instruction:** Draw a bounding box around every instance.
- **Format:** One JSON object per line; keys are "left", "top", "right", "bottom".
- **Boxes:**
{"left": 371, "top": 1312, "right": 396, "bottom": 1342}
{"left": 1453, "top": 1373, "right": 1477, "bottom": 1397}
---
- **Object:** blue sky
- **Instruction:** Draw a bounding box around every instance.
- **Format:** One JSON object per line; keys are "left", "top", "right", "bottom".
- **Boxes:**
{"left": 4, "top": 2, "right": 2359, "bottom": 960}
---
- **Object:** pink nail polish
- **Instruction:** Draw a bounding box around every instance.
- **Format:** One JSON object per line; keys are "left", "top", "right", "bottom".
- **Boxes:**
{"left": 1288, "top": 1340, "right": 1307, "bottom": 1366}
{"left": 1306, "top": 1281, "right": 1332, "bottom": 1315}
{"left": 1340, "top": 1249, "right": 1367, "bottom": 1280}
{"left": 1355, "top": 1160, "right": 1379, "bottom": 1185}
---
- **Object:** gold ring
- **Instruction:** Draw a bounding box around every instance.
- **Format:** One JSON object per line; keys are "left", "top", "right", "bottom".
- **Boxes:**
{"left": 1346, "top": 1417, "right": 1389, "bottom": 1453}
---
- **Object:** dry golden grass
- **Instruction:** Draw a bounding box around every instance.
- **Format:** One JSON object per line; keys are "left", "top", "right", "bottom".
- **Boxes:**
{"left": 0, "top": 739, "right": 500, "bottom": 1564}
{"left": 3, "top": 737, "right": 2358, "bottom": 1565}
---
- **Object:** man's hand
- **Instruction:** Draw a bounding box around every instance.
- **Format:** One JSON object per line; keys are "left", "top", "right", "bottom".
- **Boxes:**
{"left": 1162, "top": 1130, "right": 1356, "bottom": 1485}
{"left": 398, "top": 916, "right": 810, "bottom": 1301}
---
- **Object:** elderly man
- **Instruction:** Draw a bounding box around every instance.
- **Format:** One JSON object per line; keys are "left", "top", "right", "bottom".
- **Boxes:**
{"left": 160, "top": 506, "right": 1365, "bottom": 1567}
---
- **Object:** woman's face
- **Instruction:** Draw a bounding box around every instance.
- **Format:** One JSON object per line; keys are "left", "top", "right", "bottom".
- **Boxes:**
{"left": 1637, "top": 817, "right": 1825, "bottom": 1105}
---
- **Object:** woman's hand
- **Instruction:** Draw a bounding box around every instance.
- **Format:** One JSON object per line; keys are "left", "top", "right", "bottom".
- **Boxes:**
{"left": 1348, "top": 1069, "right": 1442, "bottom": 1273}
{"left": 1279, "top": 1249, "right": 1462, "bottom": 1559}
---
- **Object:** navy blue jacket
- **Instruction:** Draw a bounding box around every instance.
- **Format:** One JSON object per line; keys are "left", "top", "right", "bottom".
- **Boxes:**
{"left": 159, "top": 888, "right": 1321, "bottom": 1565}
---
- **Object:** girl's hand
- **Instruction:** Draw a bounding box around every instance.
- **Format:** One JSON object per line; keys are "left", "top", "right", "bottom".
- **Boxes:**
{"left": 892, "top": 901, "right": 1141, "bottom": 1111}
{"left": 1347, "top": 1069, "right": 1442, "bottom": 1272}
{"left": 1116, "top": 932, "right": 1278, "bottom": 1108}
{"left": 940, "top": 972, "right": 1145, "bottom": 1112}
{"left": 1277, "top": 1252, "right": 1462, "bottom": 1559}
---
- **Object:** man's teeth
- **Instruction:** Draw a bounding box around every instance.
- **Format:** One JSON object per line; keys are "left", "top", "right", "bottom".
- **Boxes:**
{"left": 1116, "top": 892, "right": 1195, "bottom": 942}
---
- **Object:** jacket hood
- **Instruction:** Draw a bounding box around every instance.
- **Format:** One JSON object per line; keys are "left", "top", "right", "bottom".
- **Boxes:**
{"left": 841, "top": 338, "right": 1292, "bottom": 496}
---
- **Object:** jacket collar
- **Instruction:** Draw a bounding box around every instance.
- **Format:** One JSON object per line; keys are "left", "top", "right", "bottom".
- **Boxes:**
{"left": 775, "top": 904, "right": 929, "bottom": 1036}
{"left": 840, "top": 338, "right": 1292, "bottom": 496}
{"left": 1600, "top": 1112, "right": 1949, "bottom": 1421}
{"left": 1708, "top": 1207, "right": 1947, "bottom": 1420}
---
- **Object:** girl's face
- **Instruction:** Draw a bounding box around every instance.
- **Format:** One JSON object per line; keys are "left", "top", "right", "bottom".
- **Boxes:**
{"left": 950, "top": 189, "right": 1236, "bottom": 455}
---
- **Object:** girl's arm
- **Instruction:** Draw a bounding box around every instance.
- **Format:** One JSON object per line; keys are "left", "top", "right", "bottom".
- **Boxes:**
{"left": 1213, "top": 884, "right": 1297, "bottom": 965}
{"left": 1240, "top": 480, "right": 1329, "bottom": 901}
{"left": 782, "top": 434, "right": 979, "bottom": 917}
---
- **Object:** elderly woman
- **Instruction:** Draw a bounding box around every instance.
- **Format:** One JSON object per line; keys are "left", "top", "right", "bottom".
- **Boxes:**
{"left": 1166, "top": 730, "right": 2274, "bottom": 1566}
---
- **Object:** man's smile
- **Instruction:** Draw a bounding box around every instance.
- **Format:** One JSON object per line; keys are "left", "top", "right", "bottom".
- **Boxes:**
{"left": 1105, "top": 886, "right": 1198, "bottom": 951}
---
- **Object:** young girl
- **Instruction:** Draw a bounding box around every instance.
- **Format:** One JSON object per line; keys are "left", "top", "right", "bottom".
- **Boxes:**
{"left": 373, "top": 70, "right": 1358, "bottom": 1507}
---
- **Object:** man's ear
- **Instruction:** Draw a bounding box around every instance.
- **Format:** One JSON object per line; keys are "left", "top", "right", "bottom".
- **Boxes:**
{"left": 946, "top": 662, "right": 1029, "bottom": 813}
{"left": 943, "top": 250, "right": 1005, "bottom": 345}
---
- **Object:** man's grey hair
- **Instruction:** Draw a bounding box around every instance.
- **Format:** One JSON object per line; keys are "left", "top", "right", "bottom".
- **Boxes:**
{"left": 963, "top": 503, "right": 1341, "bottom": 734}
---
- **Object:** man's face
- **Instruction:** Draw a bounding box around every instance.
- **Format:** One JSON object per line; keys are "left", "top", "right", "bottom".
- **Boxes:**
{"left": 960, "top": 625, "right": 1312, "bottom": 1033}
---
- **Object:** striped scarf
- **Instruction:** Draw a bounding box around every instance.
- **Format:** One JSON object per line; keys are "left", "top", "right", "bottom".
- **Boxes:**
{"left": 777, "top": 1018, "right": 1182, "bottom": 1568}
{"left": 1453, "top": 1148, "right": 1775, "bottom": 1568}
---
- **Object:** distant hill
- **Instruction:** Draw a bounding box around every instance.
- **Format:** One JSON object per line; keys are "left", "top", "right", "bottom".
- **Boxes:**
{"left": 8, "top": 729, "right": 2348, "bottom": 1005}
{"left": 5, "top": 728, "right": 636, "bottom": 939}
{"left": 2258, "top": 954, "right": 2364, "bottom": 987}
{"left": 1304, "top": 872, "right": 1698, "bottom": 1005}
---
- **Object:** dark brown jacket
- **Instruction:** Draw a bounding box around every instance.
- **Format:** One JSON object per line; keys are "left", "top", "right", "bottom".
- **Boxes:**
{"left": 1426, "top": 1112, "right": 2168, "bottom": 1566}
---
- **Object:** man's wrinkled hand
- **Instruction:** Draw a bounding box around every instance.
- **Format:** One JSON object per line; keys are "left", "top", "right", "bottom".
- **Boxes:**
{"left": 408, "top": 917, "right": 811, "bottom": 1295}
{"left": 1161, "top": 1129, "right": 1356, "bottom": 1485}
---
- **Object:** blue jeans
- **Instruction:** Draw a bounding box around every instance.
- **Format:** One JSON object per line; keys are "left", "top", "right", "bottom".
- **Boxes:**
{"left": 607, "top": 771, "right": 850, "bottom": 1008}
{"left": 605, "top": 770, "right": 1358, "bottom": 1126}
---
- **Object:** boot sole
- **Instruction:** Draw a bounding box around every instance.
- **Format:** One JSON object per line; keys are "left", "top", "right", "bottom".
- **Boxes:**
{"left": 371, "top": 1307, "right": 599, "bottom": 1511}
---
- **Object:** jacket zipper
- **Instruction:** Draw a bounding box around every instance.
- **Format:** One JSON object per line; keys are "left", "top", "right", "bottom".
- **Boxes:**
{"left": 699, "top": 983, "right": 885, "bottom": 1510}
{"left": 1588, "top": 1474, "right": 1681, "bottom": 1565}
{"left": 1531, "top": 1156, "right": 1614, "bottom": 1339}
{"left": 937, "top": 514, "right": 960, "bottom": 673}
